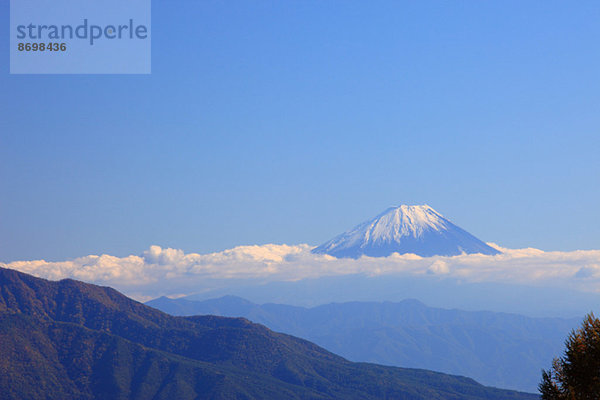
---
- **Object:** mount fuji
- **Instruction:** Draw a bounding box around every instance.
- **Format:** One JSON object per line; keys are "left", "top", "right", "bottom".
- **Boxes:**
{"left": 312, "top": 205, "right": 501, "bottom": 258}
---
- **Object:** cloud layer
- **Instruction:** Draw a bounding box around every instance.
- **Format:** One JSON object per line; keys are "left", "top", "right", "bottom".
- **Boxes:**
{"left": 3, "top": 243, "right": 600, "bottom": 301}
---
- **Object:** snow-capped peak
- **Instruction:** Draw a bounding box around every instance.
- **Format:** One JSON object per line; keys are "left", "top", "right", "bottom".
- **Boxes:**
{"left": 313, "top": 205, "right": 500, "bottom": 258}
{"left": 366, "top": 205, "right": 449, "bottom": 241}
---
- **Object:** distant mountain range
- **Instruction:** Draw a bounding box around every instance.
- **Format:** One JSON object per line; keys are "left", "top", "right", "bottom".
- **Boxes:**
{"left": 147, "top": 295, "right": 577, "bottom": 393}
{"left": 313, "top": 205, "right": 500, "bottom": 258}
{"left": 0, "top": 267, "right": 538, "bottom": 399}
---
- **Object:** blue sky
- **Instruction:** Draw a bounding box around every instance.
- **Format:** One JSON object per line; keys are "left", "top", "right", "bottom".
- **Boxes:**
{"left": 1, "top": 0, "right": 599, "bottom": 261}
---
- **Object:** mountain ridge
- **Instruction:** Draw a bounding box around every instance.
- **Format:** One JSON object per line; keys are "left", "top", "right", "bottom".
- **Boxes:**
{"left": 147, "top": 294, "right": 575, "bottom": 392}
{"left": 0, "top": 267, "right": 538, "bottom": 399}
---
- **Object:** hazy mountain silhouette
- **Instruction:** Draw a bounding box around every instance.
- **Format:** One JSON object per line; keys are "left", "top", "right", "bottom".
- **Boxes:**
{"left": 147, "top": 295, "right": 576, "bottom": 392}
{"left": 0, "top": 267, "right": 537, "bottom": 399}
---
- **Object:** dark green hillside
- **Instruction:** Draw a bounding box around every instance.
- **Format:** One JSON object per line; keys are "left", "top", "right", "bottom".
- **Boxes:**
{"left": 0, "top": 267, "right": 538, "bottom": 399}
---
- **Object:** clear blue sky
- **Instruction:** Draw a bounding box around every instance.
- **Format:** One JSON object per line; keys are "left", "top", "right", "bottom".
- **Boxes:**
{"left": 1, "top": 0, "right": 599, "bottom": 261}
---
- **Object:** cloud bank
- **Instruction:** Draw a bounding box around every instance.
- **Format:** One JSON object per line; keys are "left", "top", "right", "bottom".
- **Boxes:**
{"left": 2, "top": 243, "right": 600, "bottom": 301}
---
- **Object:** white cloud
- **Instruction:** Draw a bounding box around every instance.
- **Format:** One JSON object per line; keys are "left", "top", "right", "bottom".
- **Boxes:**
{"left": 575, "top": 264, "right": 600, "bottom": 279}
{"left": 428, "top": 260, "right": 450, "bottom": 275}
{"left": 3, "top": 243, "right": 600, "bottom": 300}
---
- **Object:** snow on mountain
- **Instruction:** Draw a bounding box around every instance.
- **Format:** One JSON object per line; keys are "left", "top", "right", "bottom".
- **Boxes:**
{"left": 312, "top": 205, "right": 501, "bottom": 258}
